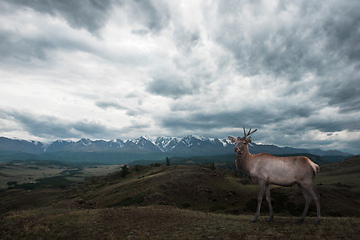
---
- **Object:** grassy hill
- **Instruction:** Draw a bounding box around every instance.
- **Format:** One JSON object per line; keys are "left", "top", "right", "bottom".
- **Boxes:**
{"left": 128, "top": 154, "right": 236, "bottom": 167}
{"left": 63, "top": 163, "right": 360, "bottom": 217}
{"left": 128, "top": 152, "right": 328, "bottom": 168}
{"left": 1, "top": 157, "right": 360, "bottom": 239}
{"left": 314, "top": 155, "right": 360, "bottom": 204}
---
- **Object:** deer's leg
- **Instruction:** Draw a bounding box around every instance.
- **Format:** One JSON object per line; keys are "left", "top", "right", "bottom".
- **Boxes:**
{"left": 297, "top": 184, "right": 311, "bottom": 223}
{"left": 298, "top": 184, "right": 321, "bottom": 224}
{"left": 306, "top": 185, "right": 321, "bottom": 225}
{"left": 265, "top": 185, "right": 274, "bottom": 222}
{"left": 252, "top": 182, "right": 266, "bottom": 222}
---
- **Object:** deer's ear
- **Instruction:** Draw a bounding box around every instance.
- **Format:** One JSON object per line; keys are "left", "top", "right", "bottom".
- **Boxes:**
{"left": 246, "top": 136, "right": 252, "bottom": 144}
{"left": 228, "top": 136, "right": 236, "bottom": 143}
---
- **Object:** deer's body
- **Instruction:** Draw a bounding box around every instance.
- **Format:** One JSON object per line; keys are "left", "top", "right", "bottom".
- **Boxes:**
{"left": 229, "top": 128, "right": 321, "bottom": 224}
{"left": 237, "top": 152, "right": 319, "bottom": 186}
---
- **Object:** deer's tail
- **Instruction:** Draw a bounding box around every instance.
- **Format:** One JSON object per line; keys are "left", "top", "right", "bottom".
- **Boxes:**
{"left": 309, "top": 160, "right": 320, "bottom": 174}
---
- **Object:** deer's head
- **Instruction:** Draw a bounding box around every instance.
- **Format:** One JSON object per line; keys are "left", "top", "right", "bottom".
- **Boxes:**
{"left": 228, "top": 128, "right": 257, "bottom": 154}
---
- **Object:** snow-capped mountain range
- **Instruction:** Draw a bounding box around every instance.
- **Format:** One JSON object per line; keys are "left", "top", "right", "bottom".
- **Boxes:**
{"left": 0, "top": 135, "right": 352, "bottom": 157}
{"left": 43, "top": 135, "right": 234, "bottom": 155}
{"left": 0, "top": 135, "right": 233, "bottom": 155}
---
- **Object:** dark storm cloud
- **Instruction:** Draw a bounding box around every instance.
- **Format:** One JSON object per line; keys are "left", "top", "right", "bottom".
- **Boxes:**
{"left": 131, "top": 28, "right": 151, "bottom": 36}
{"left": 95, "top": 100, "right": 128, "bottom": 111}
{"left": 174, "top": 30, "right": 200, "bottom": 53}
{"left": 1, "top": 0, "right": 359, "bottom": 154}
{"left": 0, "top": 110, "right": 80, "bottom": 139}
{"left": 5, "top": 0, "right": 171, "bottom": 35}
{"left": 0, "top": 110, "right": 125, "bottom": 139}
{"left": 319, "top": 76, "right": 360, "bottom": 114}
{"left": 214, "top": 1, "right": 360, "bottom": 81}
{"left": 72, "top": 120, "right": 114, "bottom": 137}
{"left": 304, "top": 117, "right": 360, "bottom": 133}
{"left": 160, "top": 103, "right": 317, "bottom": 132}
{"left": 95, "top": 100, "right": 144, "bottom": 116}
{"left": 321, "top": 8, "right": 360, "bottom": 62}
{"left": 0, "top": 27, "right": 99, "bottom": 64}
{"left": 130, "top": 0, "right": 170, "bottom": 33}
{"left": 0, "top": 30, "right": 55, "bottom": 62}
{"left": 146, "top": 77, "right": 199, "bottom": 98}
{"left": 0, "top": 0, "right": 170, "bottom": 65}
{"left": 201, "top": 0, "right": 360, "bottom": 149}
{"left": 7, "top": 0, "right": 113, "bottom": 34}
{"left": 125, "top": 109, "right": 144, "bottom": 117}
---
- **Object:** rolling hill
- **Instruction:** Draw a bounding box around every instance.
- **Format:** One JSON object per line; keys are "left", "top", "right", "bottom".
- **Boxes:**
{"left": 1, "top": 156, "right": 360, "bottom": 239}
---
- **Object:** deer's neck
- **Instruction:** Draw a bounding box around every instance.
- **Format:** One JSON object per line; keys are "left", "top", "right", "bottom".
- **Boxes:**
{"left": 235, "top": 147, "right": 253, "bottom": 175}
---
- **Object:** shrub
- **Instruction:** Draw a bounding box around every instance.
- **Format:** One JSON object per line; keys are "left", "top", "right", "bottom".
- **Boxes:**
{"left": 182, "top": 203, "right": 191, "bottom": 208}
{"left": 209, "top": 162, "right": 216, "bottom": 170}
{"left": 120, "top": 164, "right": 130, "bottom": 178}
{"left": 7, "top": 181, "right": 18, "bottom": 186}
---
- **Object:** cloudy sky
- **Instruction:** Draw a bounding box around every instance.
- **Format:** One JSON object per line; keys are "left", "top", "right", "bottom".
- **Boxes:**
{"left": 0, "top": 0, "right": 359, "bottom": 154}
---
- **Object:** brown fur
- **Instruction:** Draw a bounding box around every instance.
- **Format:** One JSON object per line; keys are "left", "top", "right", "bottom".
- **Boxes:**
{"left": 229, "top": 128, "right": 321, "bottom": 224}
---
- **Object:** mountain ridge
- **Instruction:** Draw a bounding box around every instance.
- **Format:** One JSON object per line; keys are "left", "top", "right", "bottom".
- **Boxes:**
{"left": 0, "top": 136, "right": 352, "bottom": 158}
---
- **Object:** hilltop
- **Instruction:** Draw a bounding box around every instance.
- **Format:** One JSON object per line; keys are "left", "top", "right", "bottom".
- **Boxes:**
{"left": 66, "top": 162, "right": 360, "bottom": 217}
{"left": 1, "top": 162, "right": 360, "bottom": 239}
{"left": 2, "top": 161, "right": 360, "bottom": 217}
{"left": 1, "top": 158, "right": 360, "bottom": 239}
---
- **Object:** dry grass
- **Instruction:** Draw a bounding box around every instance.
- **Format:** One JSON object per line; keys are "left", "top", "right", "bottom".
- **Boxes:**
{"left": 1, "top": 160, "right": 360, "bottom": 239}
{"left": 314, "top": 155, "right": 360, "bottom": 204}
{"left": 1, "top": 205, "right": 360, "bottom": 239}
{"left": 62, "top": 164, "right": 360, "bottom": 219}
{"left": 0, "top": 189, "right": 65, "bottom": 214}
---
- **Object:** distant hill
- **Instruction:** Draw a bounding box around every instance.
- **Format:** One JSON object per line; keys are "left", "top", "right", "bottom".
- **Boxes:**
{"left": 128, "top": 154, "right": 236, "bottom": 167}
{"left": 319, "top": 155, "right": 360, "bottom": 175}
{"left": 56, "top": 164, "right": 360, "bottom": 218}
{"left": 129, "top": 153, "right": 328, "bottom": 169}
{"left": 0, "top": 137, "right": 44, "bottom": 154}
{"left": 0, "top": 136, "right": 353, "bottom": 164}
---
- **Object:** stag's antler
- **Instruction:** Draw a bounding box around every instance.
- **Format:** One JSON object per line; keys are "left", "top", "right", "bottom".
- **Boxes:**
{"left": 243, "top": 127, "right": 257, "bottom": 137}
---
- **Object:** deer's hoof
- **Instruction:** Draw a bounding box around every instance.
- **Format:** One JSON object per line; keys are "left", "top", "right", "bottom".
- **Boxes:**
{"left": 267, "top": 217, "right": 274, "bottom": 222}
{"left": 314, "top": 219, "right": 321, "bottom": 225}
{"left": 296, "top": 218, "right": 304, "bottom": 224}
{"left": 251, "top": 217, "right": 258, "bottom": 222}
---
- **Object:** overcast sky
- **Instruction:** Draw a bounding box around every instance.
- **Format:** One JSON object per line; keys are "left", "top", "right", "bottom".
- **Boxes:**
{"left": 0, "top": 0, "right": 359, "bottom": 154}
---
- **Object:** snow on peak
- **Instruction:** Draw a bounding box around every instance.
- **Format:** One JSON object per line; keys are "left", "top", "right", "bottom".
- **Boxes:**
{"left": 139, "top": 135, "right": 150, "bottom": 140}
{"left": 31, "top": 140, "right": 41, "bottom": 146}
{"left": 219, "top": 138, "right": 233, "bottom": 147}
{"left": 80, "top": 138, "right": 92, "bottom": 146}
{"left": 184, "top": 135, "right": 206, "bottom": 141}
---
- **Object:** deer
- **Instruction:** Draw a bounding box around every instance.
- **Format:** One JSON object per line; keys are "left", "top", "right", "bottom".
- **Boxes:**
{"left": 228, "top": 128, "right": 321, "bottom": 224}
